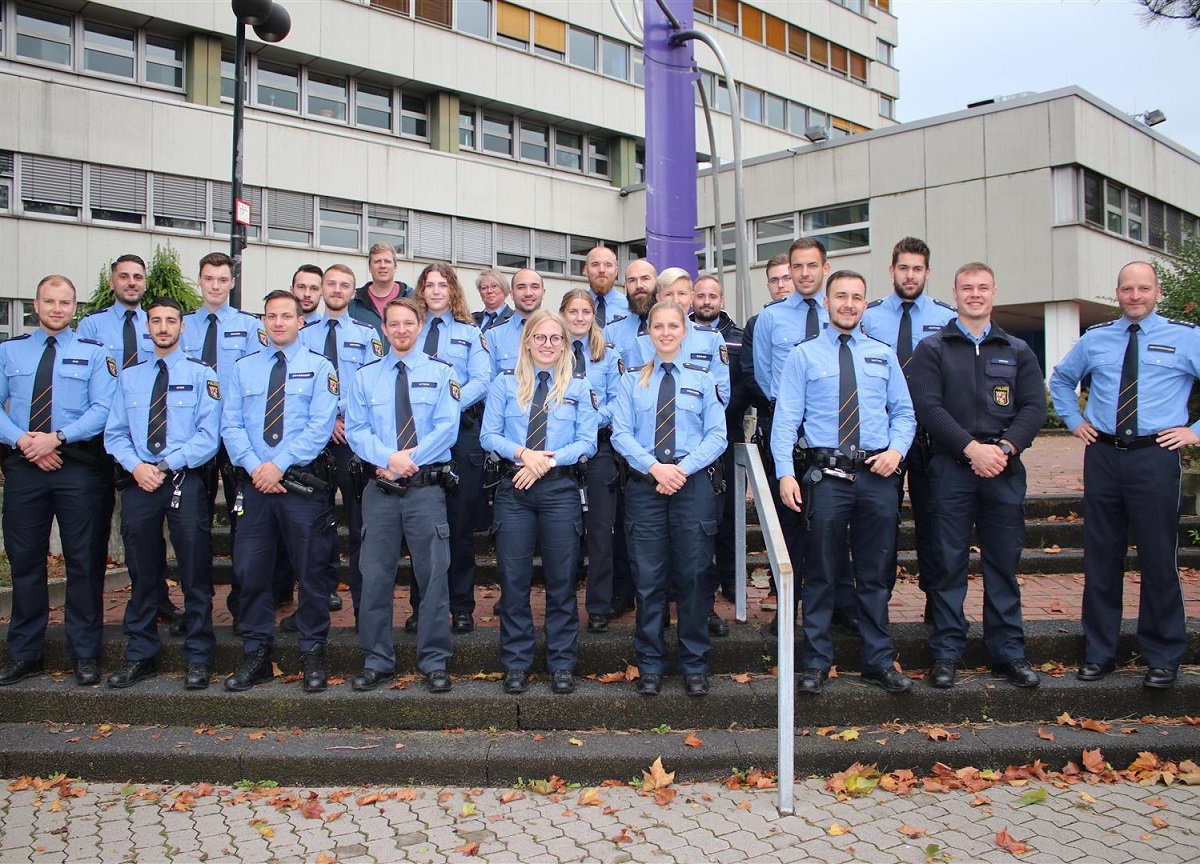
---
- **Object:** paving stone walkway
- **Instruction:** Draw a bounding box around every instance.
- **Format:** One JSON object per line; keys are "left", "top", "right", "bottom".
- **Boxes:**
{"left": 2, "top": 774, "right": 1198, "bottom": 863}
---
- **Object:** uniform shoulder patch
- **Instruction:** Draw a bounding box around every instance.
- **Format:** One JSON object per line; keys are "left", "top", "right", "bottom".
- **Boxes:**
{"left": 79, "top": 337, "right": 104, "bottom": 347}
{"left": 627, "top": 364, "right": 645, "bottom": 373}
{"left": 328, "top": 374, "right": 339, "bottom": 396}
{"left": 480, "top": 334, "right": 489, "bottom": 353}
{"left": 764, "top": 297, "right": 786, "bottom": 307}
{"left": 719, "top": 343, "right": 729, "bottom": 365}
{"left": 608, "top": 314, "right": 628, "bottom": 324}
{"left": 186, "top": 356, "right": 207, "bottom": 365}
{"left": 106, "top": 356, "right": 118, "bottom": 377}
{"left": 866, "top": 298, "right": 884, "bottom": 308}
{"left": 617, "top": 357, "right": 626, "bottom": 374}
{"left": 450, "top": 379, "right": 462, "bottom": 401}
{"left": 1166, "top": 317, "right": 1197, "bottom": 328}
{"left": 372, "top": 338, "right": 384, "bottom": 356}
{"left": 693, "top": 323, "right": 717, "bottom": 333}
{"left": 1085, "top": 320, "right": 1116, "bottom": 332}
{"left": 605, "top": 341, "right": 616, "bottom": 350}
{"left": 8, "top": 333, "right": 31, "bottom": 342}
{"left": 82, "top": 308, "right": 105, "bottom": 318}
{"left": 257, "top": 329, "right": 269, "bottom": 346}
{"left": 431, "top": 356, "right": 453, "bottom": 367}
{"left": 502, "top": 369, "right": 515, "bottom": 376}
{"left": 359, "top": 357, "right": 383, "bottom": 370}
{"left": 206, "top": 380, "right": 220, "bottom": 400}
{"left": 590, "top": 388, "right": 598, "bottom": 410}
{"left": 795, "top": 334, "right": 820, "bottom": 346}
{"left": 351, "top": 318, "right": 373, "bottom": 329}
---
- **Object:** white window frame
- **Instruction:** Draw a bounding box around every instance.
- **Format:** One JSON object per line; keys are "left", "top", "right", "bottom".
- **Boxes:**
{"left": 880, "top": 94, "right": 895, "bottom": 120}
{"left": 755, "top": 214, "right": 796, "bottom": 263}
{"left": 143, "top": 33, "right": 185, "bottom": 91}
{"left": 255, "top": 58, "right": 301, "bottom": 113}
{"left": 317, "top": 197, "right": 362, "bottom": 250}
{"left": 399, "top": 92, "right": 429, "bottom": 139}
{"left": 367, "top": 204, "right": 408, "bottom": 257}
{"left": 801, "top": 201, "right": 870, "bottom": 254}
{"left": 81, "top": 18, "right": 136, "bottom": 82}
{"left": 14, "top": 4, "right": 74, "bottom": 69}
{"left": 307, "top": 71, "right": 350, "bottom": 124}
{"left": 354, "top": 79, "right": 395, "bottom": 133}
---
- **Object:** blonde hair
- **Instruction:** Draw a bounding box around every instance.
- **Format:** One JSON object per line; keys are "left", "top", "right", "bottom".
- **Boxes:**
{"left": 656, "top": 267, "right": 691, "bottom": 295}
{"left": 638, "top": 301, "right": 687, "bottom": 388}
{"left": 515, "top": 310, "right": 574, "bottom": 410}
{"left": 415, "top": 262, "right": 474, "bottom": 325}
{"left": 558, "top": 289, "right": 607, "bottom": 362}
{"left": 475, "top": 268, "right": 510, "bottom": 296}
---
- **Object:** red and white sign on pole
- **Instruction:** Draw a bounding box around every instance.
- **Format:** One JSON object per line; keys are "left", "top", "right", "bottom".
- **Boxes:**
{"left": 234, "top": 198, "right": 252, "bottom": 226}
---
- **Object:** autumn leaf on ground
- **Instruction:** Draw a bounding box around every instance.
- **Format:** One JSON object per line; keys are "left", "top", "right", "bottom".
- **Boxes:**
{"left": 500, "top": 790, "right": 524, "bottom": 804}
{"left": 578, "top": 788, "right": 603, "bottom": 807}
{"left": 1016, "top": 788, "right": 1047, "bottom": 806}
{"left": 899, "top": 825, "right": 926, "bottom": 838}
{"left": 995, "top": 827, "right": 1030, "bottom": 855}
{"left": 924, "top": 843, "right": 951, "bottom": 863}
{"left": 596, "top": 671, "right": 626, "bottom": 684}
{"left": 250, "top": 819, "right": 274, "bottom": 838}
{"left": 730, "top": 673, "right": 752, "bottom": 684}
{"left": 1080, "top": 719, "right": 1112, "bottom": 733}
{"left": 460, "top": 802, "right": 477, "bottom": 817}
{"left": 921, "top": 727, "right": 959, "bottom": 742}
{"left": 1151, "top": 816, "right": 1169, "bottom": 829}
{"left": 625, "top": 664, "right": 640, "bottom": 681}
{"left": 393, "top": 789, "right": 417, "bottom": 801}
{"left": 737, "top": 801, "right": 751, "bottom": 810}
{"left": 194, "top": 782, "right": 214, "bottom": 797}
{"left": 833, "top": 728, "right": 860, "bottom": 742}
{"left": 454, "top": 841, "right": 481, "bottom": 856}
{"left": 654, "top": 788, "right": 677, "bottom": 806}
{"left": 1037, "top": 727, "right": 1055, "bottom": 741}
{"left": 325, "top": 811, "right": 343, "bottom": 823}
{"left": 1057, "top": 712, "right": 1078, "bottom": 727}
{"left": 1043, "top": 545, "right": 1062, "bottom": 554}
{"left": 48, "top": 800, "right": 62, "bottom": 813}
{"left": 641, "top": 757, "right": 675, "bottom": 792}
{"left": 684, "top": 732, "right": 703, "bottom": 748}
{"left": 828, "top": 822, "right": 849, "bottom": 836}
{"left": 567, "top": 737, "right": 584, "bottom": 747}
{"left": 827, "top": 763, "right": 880, "bottom": 798}
{"left": 1082, "top": 748, "right": 1108, "bottom": 774}
{"left": 316, "top": 853, "right": 338, "bottom": 864}
{"left": 1145, "top": 796, "right": 1167, "bottom": 807}
{"left": 612, "top": 828, "right": 633, "bottom": 844}
{"left": 1078, "top": 791, "right": 1097, "bottom": 804}
{"left": 353, "top": 790, "right": 386, "bottom": 805}
{"left": 969, "top": 794, "right": 991, "bottom": 807}
{"left": 300, "top": 798, "right": 325, "bottom": 820}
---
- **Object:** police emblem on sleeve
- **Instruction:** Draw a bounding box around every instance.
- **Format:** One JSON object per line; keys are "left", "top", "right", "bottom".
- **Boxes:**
{"left": 206, "top": 380, "right": 221, "bottom": 400}
{"left": 372, "top": 338, "right": 384, "bottom": 357}
{"left": 328, "top": 374, "right": 339, "bottom": 395}
{"left": 719, "top": 344, "right": 729, "bottom": 365}
{"left": 450, "top": 379, "right": 462, "bottom": 401}
{"left": 258, "top": 329, "right": 269, "bottom": 346}
{"left": 617, "top": 358, "right": 626, "bottom": 374}
{"left": 106, "top": 356, "right": 118, "bottom": 377}
{"left": 590, "top": 388, "right": 598, "bottom": 410}
{"left": 992, "top": 385, "right": 1010, "bottom": 407}
{"left": 479, "top": 334, "right": 489, "bottom": 353}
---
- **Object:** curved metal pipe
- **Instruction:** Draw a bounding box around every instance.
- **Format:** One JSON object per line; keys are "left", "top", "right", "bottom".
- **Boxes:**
{"left": 696, "top": 76, "right": 724, "bottom": 297}
{"left": 609, "top": 0, "right": 642, "bottom": 42}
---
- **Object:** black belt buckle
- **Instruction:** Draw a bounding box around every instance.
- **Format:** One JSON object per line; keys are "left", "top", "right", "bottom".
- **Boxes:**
{"left": 823, "top": 466, "right": 856, "bottom": 482}
{"left": 1114, "top": 436, "right": 1132, "bottom": 451}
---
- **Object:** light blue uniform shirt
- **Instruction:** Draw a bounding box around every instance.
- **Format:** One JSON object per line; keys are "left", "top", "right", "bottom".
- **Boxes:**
{"left": 571, "top": 338, "right": 622, "bottom": 428}
{"left": 424, "top": 311, "right": 490, "bottom": 410}
{"left": 0, "top": 328, "right": 117, "bottom": 445}
{"left": 611, "top": 359, "right": 727, "bottom": 476}
{"left": 481, "top": 369, "right": 598, "bottom": 467}
{"left": 604, "top": 313, "right": 648, "bottom": 366}
{"left": 76, "top": 304, "right": 155, "bottom": 367}
{"left": 1050, "top": 311, "right": 1200, "bottom": 437}
{"left": 860, "top": 293, "right": 956, "bottom": 358}
{"left": 221, "top": 338, "right": 338, "bottom": 473}
{"left": 633, "top": 320, "right": 730, "bottom": 404}
{"left": 591, "top": 288, "right": 629, "bottom": 326}
{"left": 346, "top": 350, "right": 461, "bottom": 469}
{"left": 752, "top": 291, "right": 830, "bottom": 401}
{"left": 104, "top": 348, "right": 221, "bottom": 471}
{"left": 485, "top": 313, "right": 528, "bottom": 377}
{"left": 302, "top": 311, "right": 323, "bottom": 329}
{"left": 770, "top": 328, "right": 915, "bottom": 478}
{"left": 299, "top": 313, "right": 384, "bottom": 416}
{"left": 181, "top": 304, "right": 265, "bottom": 375}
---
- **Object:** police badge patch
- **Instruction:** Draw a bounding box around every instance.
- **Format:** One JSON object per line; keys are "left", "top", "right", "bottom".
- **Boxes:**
{"left": 590, "top": 388, "right": 598, "bottom": 410}
{"left": 207, "top": 380, "right": 221, "bottom": 400}
{"left": 617, "top": 358, "right": 626, "bottom": 374}
{"left": 328, "top": 374, "right": 339, "bottom": 396}
{"left": 106, "top": 356, "right": 118, "bottom": 377}
{"left": 719, "top": 344, "right": 729, "bottom": 365}
{"left": 479, "top": 334, "right": 489, "bottom": 353}
{"left": 258, "top": 329, "right": 269, "bottom": 346}
{"left": 450, "top": 379, "right": 462, "bottom": 401}
{"left": 992, "top": 385, "right": 1010, "bottom": 407}
{"left": 372, "top": 338, "right": 384, "bottom": 357}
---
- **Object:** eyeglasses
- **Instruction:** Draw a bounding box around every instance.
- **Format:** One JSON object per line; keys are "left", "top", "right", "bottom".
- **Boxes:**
{"left": 530, "top": 333, "right": 565, "bottom": 346}
{"left": 767, "top": 276, "right": 792, "bottom": 286}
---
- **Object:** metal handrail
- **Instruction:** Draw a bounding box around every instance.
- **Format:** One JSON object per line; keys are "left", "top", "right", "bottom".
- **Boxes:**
{"left": 732, "top": 442, "right": 795, "bottom": 814}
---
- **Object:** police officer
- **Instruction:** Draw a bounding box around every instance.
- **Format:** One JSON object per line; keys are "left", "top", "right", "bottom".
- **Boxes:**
{"left": 0, "top": 275, "right": 117, "bottom": 686}
{"left": 295, "top": 263, "right": 383, "bottom": 625}
{"left": 472, "top": 269, "right": 514, "bottom": 333}
{"left": 909, "top": 262, "right": 1046, "bottom": 690}
{"left": 742, "top": 253, "right": 794, "bottom": 430}
{"left": 406, "top": 263, "right": 491, "bottom": 635}
{"left": 221, "top": 290, "right": 338, "bottom": 692}
{"left": 103, "top": 297, "right": 221, "bottom": 690}
{"left": 772, "top": 271, "right": 914, "bottom": 696}
{"left": 613, "top": 300, "right": 727, "bottom": 698}
{"left": 861, "top": 238, "right": 956, "bottom": 606}
{"left": 181, "top": 253, "right": 273, "bottom": 628}
{"left": 346, "top": 298, "right": 461, "bottom": 693}
{"left": 635, "top": 269, "right": 730, "bottom": 404}
{"left": 292, "top": 264, "right": 325, "bottom": 329}
{"left": 78, "top": 253, "right": 183, "bottom": 632}
{"left": 1050, "top": 261, "right": 1200, "bottom": 689}
{"left": 560, "top": 289, "right": 622, "bottom": 632}
{"left": 584, "top": 245, "right": 629, "bottom": 326}
{"left": 487, "top": 268, "right": 545, "bottom": 376}
{"left": 481, "top": 310, "right": 597, "bottom": 696}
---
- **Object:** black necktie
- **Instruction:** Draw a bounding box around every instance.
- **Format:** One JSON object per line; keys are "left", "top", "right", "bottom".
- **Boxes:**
{"left": 572, "top": 339, "right": 585, "bottom": 376}
{"left": 123, "top": 310, "right": 138, "bottom": 369}
{"left": 526, "top": 370, "right": 550, "bottom": 451}
{"left": 637, "top": 315, "right": 648, "bottom": 336}
{"left": 897, "top": 301, "right": 914, "bottom": 368}
{"left": 1117, "top": 323, "right": 1140, "bottom": 441}
{"left": 323, "top": 319, "right": 339, "bottom": 371}
{"left": 423, "top": 317, "right": 442, "bottom": 357}
{"left": 654, "top": 362, "right": 676, "bottom": 462}
{"left": 482, "top": 312, "right": 496, "bottom": 333}
{"left": 838, "top": 334, "right": 860, "bottom": 451}
{"left": 805, "top": 298, "right": 819, "bottom": 339}
{"left": 148, "top": 358, "right": 168, "bottom": 454}
{"left": 30, "top": 336, "right": 56, "bottom": 434}
{"left": 395, "top": 361, "right": 417, "bottom": 450}
{"left": 202, "top": 313, "right": 218, "bottom": 368}
{"left": 596, "top": 294, "right": 607, "bottom": 327}
{"left": 263, "top": 350, "right": 286, "bottom": 445}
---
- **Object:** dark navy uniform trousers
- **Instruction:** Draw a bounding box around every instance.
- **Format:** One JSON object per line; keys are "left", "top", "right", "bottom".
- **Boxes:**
{"left": 583, "top": 437, "right": 620, "bottom": 616}
{"left": 319, "top": 441, "right": 362, "bottom": 612}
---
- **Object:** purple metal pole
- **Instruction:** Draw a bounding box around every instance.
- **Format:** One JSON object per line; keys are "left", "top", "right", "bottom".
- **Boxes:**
{"left": 642, "top": 0, "right": 698, "bottom": 277}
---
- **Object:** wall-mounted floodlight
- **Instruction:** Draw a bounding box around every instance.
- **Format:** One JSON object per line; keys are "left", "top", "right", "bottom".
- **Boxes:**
{"left": 804, "top": 125, "right": 828, "bottom": 143}
{"left": 1135, "top": 109, "right": 1167, "bottom": 127}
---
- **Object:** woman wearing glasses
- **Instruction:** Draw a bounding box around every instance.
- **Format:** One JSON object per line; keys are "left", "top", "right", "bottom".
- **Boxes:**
{"left": 559, "top": 290, "right": 623, "bottom": 634}
{"left": 612, "top": 301, "right": 727, "bottom": 698}
{"left": 481, "top": 310, "right": 598, "bottom": 696}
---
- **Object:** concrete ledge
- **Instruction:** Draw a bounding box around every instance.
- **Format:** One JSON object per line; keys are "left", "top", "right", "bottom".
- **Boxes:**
{"left": 0, "top": 567, "right": 129, "bottom": 619}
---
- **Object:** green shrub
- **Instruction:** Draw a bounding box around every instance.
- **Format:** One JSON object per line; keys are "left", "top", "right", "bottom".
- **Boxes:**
{"left": 82, "top": 244, "right": 202, "bottom": 316}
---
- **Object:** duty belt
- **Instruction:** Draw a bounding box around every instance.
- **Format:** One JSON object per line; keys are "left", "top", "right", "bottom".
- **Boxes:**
{"left": 799, "top": 447, "right": 885, "bottom": 471}
{"left": 376, "top": 462, "right": 454, "bottom": 495}
{"left": 1093, "top": 431, "right": 1159, "bottom": 451}
{"left": 498, "top": 459, "right": 578, "bottom": 481}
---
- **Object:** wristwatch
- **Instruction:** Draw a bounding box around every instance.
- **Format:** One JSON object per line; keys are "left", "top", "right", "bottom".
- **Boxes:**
{"left": 547, "top": 456, "right": 558, "bottom": 469}
{"left": 998, "top": 441, "right": 1016, "bottom": 457}
{"left": 55, "top": 430, "right": 66, "bottom": 444}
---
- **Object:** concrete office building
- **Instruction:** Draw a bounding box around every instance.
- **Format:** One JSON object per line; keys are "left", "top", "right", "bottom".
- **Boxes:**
{"left": 1, "top": 1, "right": 1198, "bottom": 375}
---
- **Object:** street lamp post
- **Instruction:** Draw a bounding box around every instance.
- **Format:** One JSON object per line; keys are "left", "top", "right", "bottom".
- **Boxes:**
{"left": 229, "top": 0, "right": 290, "bottom": 307}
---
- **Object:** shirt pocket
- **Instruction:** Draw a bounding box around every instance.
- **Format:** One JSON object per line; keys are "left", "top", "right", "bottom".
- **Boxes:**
{"left": 54, "top": 359, "right": 92, "bottom": 402}
{"left": 409, "top": 383, "right": 442, "bottom": 430}
{"left": 339, "top": 341, "right": 368, "bottom": 369}
{"left": 221, "top": 332, "right": 250, "bottom": 354}
{"left": 3, "top": 365, "right": 34, "bottom": 417}
{"left": 284, "top": 374, "right": 314, "bottom": 411}
{"left": 983, "top": 359, "right": 1018, "bottom": 417}
{"left": 440, "top": 338, "right": 471, "bottom": 371}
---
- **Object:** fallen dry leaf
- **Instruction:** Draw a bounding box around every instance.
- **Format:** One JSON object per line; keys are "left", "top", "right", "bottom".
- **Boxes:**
{"left": 612, "top": 828, "right": 633, "bottom": 844}
{"left": 737, "top": 801, "right": 751, "bottom": 810}
{"left": 969, "top": 794, "right": 991, "bottom": 807}
{"left": 1082, "top": 748, "right": 1108, "bottom": 774}
{"left": 316, "top": 853, "right": 338, "bottom": 864}
{"left": 578, "top": 788, "right": 603, "bottom": 807}
{"left": 1080, "top": 719, "right": 1112, "bottom": 733}
{"left": 1151, "top": 816, "right": 1168, "bottom": 830}
{"left": 899, "top": 825, "right": 926, "bottom": 838}
{"left": 500, "top": 790, "right": 524, "bottom": 804}
{"left": 654, "top": 788, "right": 676, "bottom": 806}
{"left": 730, "top": 672, "right": 752, "bottom": 684}
{"left": 1037, "top": 727, "right": 1055, "bottom": 741}
{"left": 1145, "top": 796, "right": 1167, "bottom": 808}
{"left": 684, "top": 732, "right": 703, "bottom": 748}
{"left": 454, "top": 841, "right": 481, "bottom": 856}
{"left": 995, "top": 826, "right": 1029, "bottom": 855}
{"left": 641, "top": 757, "right": 675, "bottom": 792}
{"left": 1057, "top": 712, "right": 1077, "bottom": 727}
{"left": 828, "top": 822, "right": 849, "bottom": 836}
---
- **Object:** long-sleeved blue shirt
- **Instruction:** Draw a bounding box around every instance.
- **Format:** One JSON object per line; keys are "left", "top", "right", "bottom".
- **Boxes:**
{"left": 752, "top": 290, "right": 829, "bottom": 401}
{"left": 481, "top": 369, "right": 598, "bottom": 467}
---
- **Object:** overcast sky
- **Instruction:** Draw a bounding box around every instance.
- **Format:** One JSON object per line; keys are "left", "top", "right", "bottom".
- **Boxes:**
{"left": 894, "top": 0, "right": 1199, "bottom": 155}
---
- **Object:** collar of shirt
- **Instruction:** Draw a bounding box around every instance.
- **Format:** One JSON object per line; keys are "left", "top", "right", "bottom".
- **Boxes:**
{"left": 822, "top": 327, "right": 858, "bottom": 348}
{"left": 271, "top": 338, "right": 305, "bottom": 362}
{"left": 427, "top": 311, "right": 452, "bottom": 327}
{"left": 392, "top": 349, "right": 424, "bottom": 374}
{"left": 158, "top": 346, "right": 187, "bottom": 371}
{"left": 786, "top": 290, "right": 826, "bottom": 310}
{"left": 203, "top": 303, "right": 236, "bottom": 323}
{"left": 108, "top": 304, "right": 146, "bottom": 323}
{"left": 35, "top": 328, "right": 73, "bottom": 348}
{"left": 954, "top": 319, "right": 990, "bottom": 344}
{"left": 1123, "top": 311, "right": 1159, "bottom": 334}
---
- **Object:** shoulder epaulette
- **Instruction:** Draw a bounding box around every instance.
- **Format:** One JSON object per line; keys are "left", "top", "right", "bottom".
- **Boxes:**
{"left": 186, "top": 356, "right": 208, "bottom": 365}
{"left": 605, "top": 341, "right": 616, "bottom": 350}
{"left": 764, "top": 297, "right": 786, "bottom": 307}
{"left": 1166, "top": 317, "right": 1197, "bottom": 328}
{"left": 793, "top": 334, "right": 820, "bottom": 346}
{"left": 866, "top": 298, "right": 884, "bottom": 308}
{"left": 248, "top": 311, "right": 263, "bottom": 320}
{"left": 502, "top": 369, "right": 515, "bottom": 376}
{"left": 307, "top": 349, "right": 329, "bottom": 360}
{"left": 234, "top": 352, "right": 256, "bottom": 363}
{"left": 431, "top": 356, "right": 453, "bottom": 367}
{"left": 933, "top": 298, "right": 956, "bottom": 311}
{"left": 626, "top": 364, "right": 645, "bottom": 373}
{"left": 693, "top": 324, "right": 717, "bottom": 333}
{"left": 8, "top": 333, "right": 31, "bottom": 342}
{"left": 867, "top": 334, "right": 892, "bottom": 347}
{"left": 608, "top": 314, "right": 628, "bottom": 324}
{"left": 126, "top": 358, "right": 148, "bottom": 369}
{"left": 81, "top": 308, "right": 106, "bottom": 318}
{"left": 78, "top": 337, "right": 104, "bottom": 347}
{"left": 351, "top": 318, "right": 373, "bottom": 329}
{"left": 359, "top": 357, "right": 383, "bottom": 370}
{"left": 1085, "top": 320, "right": 1116, "bottom": 332}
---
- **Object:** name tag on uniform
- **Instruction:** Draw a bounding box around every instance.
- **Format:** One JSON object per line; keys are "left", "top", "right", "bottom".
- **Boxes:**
{"left": 289, "top": 372, "right": 314, "bottom": 379}
{"left": 169, "top": 384, "right": 193, "bottom": 391}
{"left": 865, "top": 356, "right": 887, "bottom": 365}
{"left": 61, "top": 358, "right": 88, "bottom": 366}
{"left": 690, "top": 352, "right": 712, "bottom": 361}
{"left": 563, "top": 397, "right": 578, "bottom": 406}
{"left": 923, "top": 324, "right": 941, "bottom": 332}
{"left": 412, "top": 381, "right": 437, "bottom": 388}
{"left": 680, "top": 387, "right": 702, "bottom": 397}
{"left": 224, "top": 330, "right": 247, "bottom": 337}
{"left": 989, "top": 358, "right": 1015, "bottom": 366}
{"left": 1148, "top": 344, "right": 1176, "bottom": 353}
{"left": 344, "top": 341, "right": 365, "bottom": 349}
{"left": 450, "top": 338, "right": 470, "bottom": 347}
